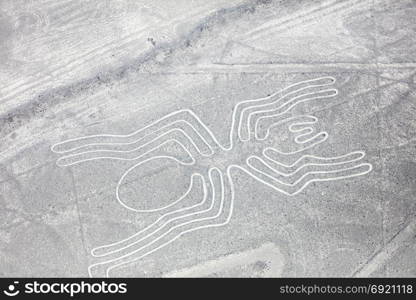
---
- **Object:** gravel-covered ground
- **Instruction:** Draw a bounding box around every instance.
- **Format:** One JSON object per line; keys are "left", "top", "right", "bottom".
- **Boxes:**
{"left": 0, "top": 0, "right": 415, "bottom": 277}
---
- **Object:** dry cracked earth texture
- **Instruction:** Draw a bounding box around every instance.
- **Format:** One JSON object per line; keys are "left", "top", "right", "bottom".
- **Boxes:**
{"left": 0, "top": 0, "right": 416, "bottom": 277}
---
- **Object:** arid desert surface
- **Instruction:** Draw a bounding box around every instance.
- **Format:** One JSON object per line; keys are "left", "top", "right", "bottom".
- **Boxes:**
{"left": 1, "top": 0, "right": 416, "bottom": 277}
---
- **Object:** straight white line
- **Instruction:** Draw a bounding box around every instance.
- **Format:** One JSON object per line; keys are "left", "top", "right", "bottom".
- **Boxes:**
{"left": 172, "top": 63, "right": 416, "bottom": 73}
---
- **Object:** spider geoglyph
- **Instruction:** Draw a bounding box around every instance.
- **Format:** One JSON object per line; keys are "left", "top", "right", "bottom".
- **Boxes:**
{"left": 51, "top": 76, "right": 372, "bottom": 277}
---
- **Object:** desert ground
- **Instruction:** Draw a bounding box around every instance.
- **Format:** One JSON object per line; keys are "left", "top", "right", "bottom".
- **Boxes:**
{"left": 0, "top": 0, "right": 415, "bottom": 277}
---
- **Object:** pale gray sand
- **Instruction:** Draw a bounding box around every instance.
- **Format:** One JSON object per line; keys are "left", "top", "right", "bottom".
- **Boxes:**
{"left": 0, "top": 0, "right": 415, "bottom": 277}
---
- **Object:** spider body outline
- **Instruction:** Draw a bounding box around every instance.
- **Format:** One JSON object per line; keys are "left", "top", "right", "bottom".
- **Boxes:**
{"left": 51, "top": 76, "right": 372, "bottom": 277}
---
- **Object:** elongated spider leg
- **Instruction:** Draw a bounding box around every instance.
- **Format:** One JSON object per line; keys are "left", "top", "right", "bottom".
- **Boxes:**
{"left": 255, "top": 115, "right": 328, "bottom": 155}
{"left": 54, "top": 128, "right": 204, "bottom": 167}
{"left": 238, "top": 153, "right": 372, "bottom": 196}
{"left": 261, "top": 150, "right": 369, "bottom": 175}
{"left": 229, "top": 76, "right": 336, "bottom": 142}
{"left": 87, "top": 167, "right": 234, "bottom": 278}
{"left": 54, "top": 121, "right": 213, "bottom": 156}
{"left": 227, "top": 76, "right": 335, "bottom": 147}
{"left": 247, "top": 150, "right": 370, "bottom": 184}
{"left": 256, "top": 114, "right": 318, "bottom": 140}
{"left": 243, "top": 87, "right": 337, "bottom": 141}
{"left": 51, "top": 109, "right": 223, "bottom": 155}
{"left": 91, "top": 173, "right": 209, "bottom": 257}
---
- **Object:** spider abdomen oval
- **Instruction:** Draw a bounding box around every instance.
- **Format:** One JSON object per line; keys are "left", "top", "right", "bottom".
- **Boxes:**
{"left": 116, "top": 157, "right": 191, "bottom": 213}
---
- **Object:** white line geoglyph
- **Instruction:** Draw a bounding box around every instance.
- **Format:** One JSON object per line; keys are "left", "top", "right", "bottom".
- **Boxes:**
{"left": 51, "top": 76, "right": 373, "bottom": 277}
{"left": 88, "top": 167, "right": 234, "bottom": 277}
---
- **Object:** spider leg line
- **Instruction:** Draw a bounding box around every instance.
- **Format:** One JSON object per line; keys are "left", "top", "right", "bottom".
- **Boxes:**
{"left": 88, "top": 167, "right": 230, "bottom": 277}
